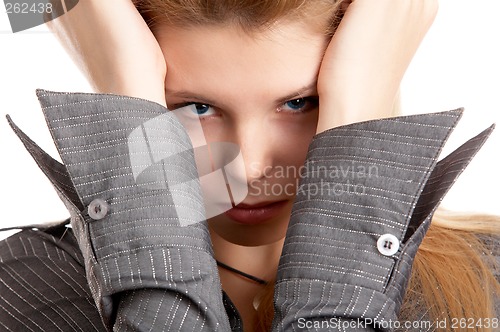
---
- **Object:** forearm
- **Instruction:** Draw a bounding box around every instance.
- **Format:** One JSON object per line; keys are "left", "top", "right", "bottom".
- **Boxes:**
{"left": 272, "top": 110, "right": 494, "bottom": 331}
{"left": 317, "top": 0, "right": 438, "bottom": 131}
{"left": 10, "top": 90, "right": 231, "bottom": 331}
{"left": 47, "top": 0, "right": 166, "bottom": 105}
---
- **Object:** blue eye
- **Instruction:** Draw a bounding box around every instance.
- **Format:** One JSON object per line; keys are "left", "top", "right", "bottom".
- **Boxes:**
{"left": 192, "top": 104, "right": 211, "bottom": 115}
{"left": 286, "top": 99, "right": 307, "bottom": 110}
{"left": 176, "top": 103, "right": 216, "bottom": 118}
{"left": 280, "top": 97, "right": 318, "bottom": 113}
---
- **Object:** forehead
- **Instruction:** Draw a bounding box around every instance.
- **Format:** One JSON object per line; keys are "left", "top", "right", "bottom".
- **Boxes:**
{"left": 155, "top": 22, "right": 329, "bottom": 102}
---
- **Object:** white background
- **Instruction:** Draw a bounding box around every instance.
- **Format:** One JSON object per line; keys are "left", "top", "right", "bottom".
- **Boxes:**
{"left": 1, "top": 0, "right": 499, "bottom": 240}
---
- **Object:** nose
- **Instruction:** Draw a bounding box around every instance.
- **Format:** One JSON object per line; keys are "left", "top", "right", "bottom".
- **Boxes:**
{"left": 185, "top": 111, "right": 279, "bottom": 215}
{"left": 233, "top": 119, "right": 275, "bottom": 185}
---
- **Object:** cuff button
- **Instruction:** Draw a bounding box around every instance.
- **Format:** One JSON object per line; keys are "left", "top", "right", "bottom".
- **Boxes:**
{"left": 377, "top": 234, "right": 400, "bottom": 256}
{"left": 88, "top": 199, "right": 109, "bottom": 220}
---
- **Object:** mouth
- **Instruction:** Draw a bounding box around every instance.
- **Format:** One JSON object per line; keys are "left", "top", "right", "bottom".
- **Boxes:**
{"left": 224, "top": 200, "right": 289, "bottom": 225}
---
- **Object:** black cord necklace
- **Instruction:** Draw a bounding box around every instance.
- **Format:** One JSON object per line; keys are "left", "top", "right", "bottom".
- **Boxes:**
{"left": 216, "top": 260, "right": 268, "bottom": 285}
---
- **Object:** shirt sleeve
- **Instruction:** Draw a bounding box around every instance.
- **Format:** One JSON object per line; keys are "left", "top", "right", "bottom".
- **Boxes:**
{"left": 272, "top": 110, "right": 495, "bottom": 331}
{"left": 7, "top": 90, "right": 232, "bottom": 331}
{"left": 7, "top": 90, "right": 495, "bottom": 332}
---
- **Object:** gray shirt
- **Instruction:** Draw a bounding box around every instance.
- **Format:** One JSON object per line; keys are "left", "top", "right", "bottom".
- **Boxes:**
{"left": 0, "top": 89, "right": 497, "bottom": 331}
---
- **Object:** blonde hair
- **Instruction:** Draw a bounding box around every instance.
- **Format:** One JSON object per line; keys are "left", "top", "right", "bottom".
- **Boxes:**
{"left": 134, "top": 0, "right": 344, "bottom": 35}
{"left": 134, "top": 1, "right": 500, "bottom": 330}
{"left": 402, "top": 210, "right": 500, "bottom": 331}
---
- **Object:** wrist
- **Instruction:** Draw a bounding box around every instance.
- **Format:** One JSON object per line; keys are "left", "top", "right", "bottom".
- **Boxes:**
{"left": 111, "top": 81, "right": 166, "bottom": 107}
{"left": 91, "top": 68, "right": 167, "bottom": 107}
{"left": 316, "top": 88, "right": 397, "bottom": 133}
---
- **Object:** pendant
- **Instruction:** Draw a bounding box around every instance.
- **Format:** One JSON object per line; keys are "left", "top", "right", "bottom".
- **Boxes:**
{"left": 253, "top": 289, "right": 265, "bottom": 311}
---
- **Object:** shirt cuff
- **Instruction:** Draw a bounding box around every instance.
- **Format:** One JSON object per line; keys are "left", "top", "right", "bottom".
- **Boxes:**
{"left": 12, "top": 90, "right": 230, "bottom": 330}
{"left": 273, "top": 109, "right": 494, "bottom": 330}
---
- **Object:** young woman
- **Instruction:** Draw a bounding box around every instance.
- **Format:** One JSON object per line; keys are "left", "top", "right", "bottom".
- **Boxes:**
{"left": 1, "top": 0, "right": 498, "bottom": 331}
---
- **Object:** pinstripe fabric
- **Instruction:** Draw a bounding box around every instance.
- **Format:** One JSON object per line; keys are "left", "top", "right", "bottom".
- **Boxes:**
{"left": 1, "top": 90, "right": 497, "bottom": 331}
{"left": 272, "top": 111, "right": 497, "bottom": 331}
{"left": 35, "top": 90, "right": 229, "bottom": 331}
{"left": 0, "top": 225, "right": 105, "bottom": 331}
{"left": 0, "top": 223, "right": 242, "bottom": 332}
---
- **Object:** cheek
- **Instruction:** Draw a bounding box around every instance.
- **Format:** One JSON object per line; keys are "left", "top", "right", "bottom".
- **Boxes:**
{"left": 273, "top": 113, "right": 318, "bottom": 171}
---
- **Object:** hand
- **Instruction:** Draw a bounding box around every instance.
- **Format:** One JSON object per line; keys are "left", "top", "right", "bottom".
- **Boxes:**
{"left": 317, "top": 0, "right": 438, "bottom": 132}
{"left": 46, "top": 0, "right": 167, "bottom": 106}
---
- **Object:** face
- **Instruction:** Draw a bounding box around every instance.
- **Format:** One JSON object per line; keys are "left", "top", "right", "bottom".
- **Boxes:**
{"left": 155, "top": 21, "right": 329, "bottom": 246}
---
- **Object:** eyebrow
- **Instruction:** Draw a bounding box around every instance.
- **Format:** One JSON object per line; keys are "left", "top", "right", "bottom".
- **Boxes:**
{"left": 165, "top": 81, "right": 318, "bottom": 106}
{"left": 276, "top": 81, "right": 318, "bottom": 104}
{"left": 164, "top": 89, "right": 219, "bottom": 106}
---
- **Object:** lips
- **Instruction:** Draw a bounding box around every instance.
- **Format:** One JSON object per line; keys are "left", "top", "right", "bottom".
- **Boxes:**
{"left": 224, "top": 200, "right": 288, "bottom": 225}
